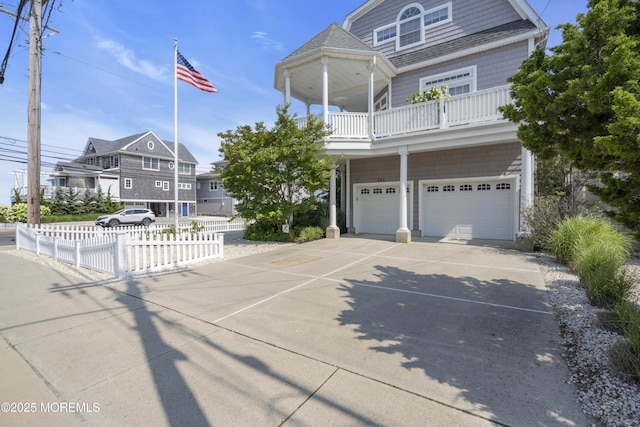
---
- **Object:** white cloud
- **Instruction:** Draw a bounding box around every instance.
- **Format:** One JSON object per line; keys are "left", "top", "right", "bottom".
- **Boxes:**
{"left": 95, "top": 38, "right": 168, "bottom": 81}
{"left": 251, "top": 32, "right": 283, "bottom": 51}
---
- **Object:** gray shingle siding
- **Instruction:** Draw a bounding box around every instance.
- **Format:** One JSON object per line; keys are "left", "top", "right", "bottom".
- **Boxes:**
{"left": 348, "top": 0, "right": 523, "bottom": 59}
{"left": 390, "top": 40, "right": 529, "bottom": 108}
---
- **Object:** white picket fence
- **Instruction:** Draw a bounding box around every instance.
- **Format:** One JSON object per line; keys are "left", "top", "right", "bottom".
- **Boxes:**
{"left": 15, "top": 219, "right": 246, "bottom": 278}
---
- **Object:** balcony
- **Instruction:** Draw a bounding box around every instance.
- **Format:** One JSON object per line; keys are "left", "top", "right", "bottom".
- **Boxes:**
{"left": 297, "top": 85, "right": 512, "bottom": 141}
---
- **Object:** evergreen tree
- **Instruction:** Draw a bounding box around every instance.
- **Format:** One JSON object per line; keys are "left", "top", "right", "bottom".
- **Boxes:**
{"left": 501, "top": 0, "right": 640, "bottom": 235}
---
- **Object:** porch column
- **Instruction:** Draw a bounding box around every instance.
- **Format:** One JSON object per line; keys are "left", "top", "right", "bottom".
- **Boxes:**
{"left": 517, "top": 146, "right": 535, "bottom": 251}
{"left": 346, "top": 159, "right": 352, "bottom": 230}
{"left": 396, "top": 146, "right": 411, "bottom": 243}
{"left": 521, "top": 147, "right": 534, "bottom": 214}
{"left": 326, "top": 165, "right": 340, "bottom": 239}
{"left": 368, "top": 57, "right": 376, "bottom": 139}
{"left": 284, "top": 69, "right": 291, "bottom": 105}
{"left": 321, "top": 57, "right": 329, "bottom": 126}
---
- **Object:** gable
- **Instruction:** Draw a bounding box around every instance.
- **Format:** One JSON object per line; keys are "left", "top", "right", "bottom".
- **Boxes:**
{"left": 345, "top": 0, "right": 545, "bottom": 59}
{"left": 122, "top": 131, "right": 175, "bottom": 159}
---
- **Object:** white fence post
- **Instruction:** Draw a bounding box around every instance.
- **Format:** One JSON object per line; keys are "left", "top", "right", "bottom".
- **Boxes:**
{"left": 75, "top": 240, "right": 81, "bottom": 268}
{"left": 114, "top": 232, "right": 127, "bottom": 278}
{"left": 16, "top": 223, "right": 23, "bottom": 250}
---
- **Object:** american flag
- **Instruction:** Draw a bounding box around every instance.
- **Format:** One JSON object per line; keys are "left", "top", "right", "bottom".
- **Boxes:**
{"left": 176, "top": 50, "right": 217, "bottom": 93}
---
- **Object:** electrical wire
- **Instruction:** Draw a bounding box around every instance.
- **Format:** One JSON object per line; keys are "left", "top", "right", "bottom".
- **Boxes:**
{"left": 0, "top": 0, "right": 29, "bottom": 84}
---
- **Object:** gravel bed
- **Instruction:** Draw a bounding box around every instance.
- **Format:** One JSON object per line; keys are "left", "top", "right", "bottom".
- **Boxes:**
{"left": 537, "top": 253, "right": 640, "bottom": 426}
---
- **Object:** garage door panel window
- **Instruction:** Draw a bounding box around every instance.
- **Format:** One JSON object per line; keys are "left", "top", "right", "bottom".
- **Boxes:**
{"left": 478, "top": 184, "right": 491, "bottom": 191}
{"left": 496, "top": 183, "right": 511, "bottom": 190}
{"left": 427, "top": 186, "right": 439, "bottom": 192}
{"left": 460, "top": 184, "right": 473, "bottom": 191}
{"left": 386, "top": 188, "right": 396, "bottom": 194}
{"left": 443, "top": 185, "right": 455, "bottom": 192}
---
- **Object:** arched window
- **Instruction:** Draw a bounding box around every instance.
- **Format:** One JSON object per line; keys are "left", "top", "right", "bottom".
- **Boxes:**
{"left": 398, "top": 6, "right": 423, "bottom": 48}
{"left": 374, "top": 3, "right": 452, "bottom": 50}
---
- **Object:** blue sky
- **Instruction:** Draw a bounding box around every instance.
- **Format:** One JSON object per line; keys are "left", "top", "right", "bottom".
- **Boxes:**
{"left": 0, "top": 0, "right": 588, "bottom": 207}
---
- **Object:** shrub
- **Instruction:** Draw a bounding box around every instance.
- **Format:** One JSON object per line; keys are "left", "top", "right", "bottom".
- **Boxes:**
{"left": 549, "top": 214, "right": 612, "bottom": 265}
{"left": 293, "top": 226, "right": 324, "bottom": 243}
{"left": 522, "top": 195, "right": 570, "bottom": 250}
{"left": 557, "top": 216, "right": 633, "bottom": 307}
{"left": 584, "top": 267, "right": 635, "bottom": 309}
{"left": 609, "top": 300, "right": 640, "bottom": 383}
{"left": 0, "top": 205, "right": 8, "bottom": 222}
{"left": 245, "top": 221, "right": 290, "bottom": 242}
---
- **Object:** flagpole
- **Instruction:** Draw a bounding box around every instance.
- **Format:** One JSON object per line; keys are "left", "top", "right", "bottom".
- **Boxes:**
{"left": 173, "top": 38, "right": 179, "bottom": 232}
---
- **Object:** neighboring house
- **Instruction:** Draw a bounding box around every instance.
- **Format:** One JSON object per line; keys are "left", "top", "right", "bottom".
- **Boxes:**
{"left": 273, "top": 0, "right": 548, "bottom": 242}
{"left": 196, "top": 160, "right": 236, "bottom": 216}
{"left": 45, "top": 131, "right": 198, "bottom": 217}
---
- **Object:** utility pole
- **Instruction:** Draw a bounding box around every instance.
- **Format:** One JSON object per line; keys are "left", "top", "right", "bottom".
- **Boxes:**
{"left": 27, "top": 0, "right": 43, "bottom": 225}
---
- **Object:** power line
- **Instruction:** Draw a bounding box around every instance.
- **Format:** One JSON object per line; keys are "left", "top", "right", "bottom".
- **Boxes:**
{"left": 0, "top": 0, "right": 29, "bottom": 84}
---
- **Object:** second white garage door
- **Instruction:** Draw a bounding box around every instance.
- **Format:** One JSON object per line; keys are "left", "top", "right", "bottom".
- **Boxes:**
{"left": 421, "top": 178, "right": 516, "bottom": 240}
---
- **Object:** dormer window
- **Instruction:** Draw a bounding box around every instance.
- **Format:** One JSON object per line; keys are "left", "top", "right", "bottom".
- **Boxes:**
{"left": 373, "top": 2, "right": 452, "bottom": 50}
{"left": 399, "top": 6, "right": 423, "bottom": 48}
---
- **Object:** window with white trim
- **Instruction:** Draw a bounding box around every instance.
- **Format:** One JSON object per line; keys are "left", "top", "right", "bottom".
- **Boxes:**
{"left": 143, "top": 157, "right": 159, "bottom": 170}
{"left": 163, "top": 181, "right": 169, "bottom": 191}
{"left": 373, "top": 2, "right": 452, "bottom": 50}
{"left": 178, "top": 183, "right": 192, "bottom": 190}
{"left": 374, "top": 23, "right": 396, "bottom": 45}
{"left": 374, "top": 93, "right": 388, "bottom": 111}
{"left": 424, "top": 5, "right": 450, "bottom": 26}
{"left": 155, "top": 180, "right": 162, "bottom": 188}
{"left": 209, "top": 180, "right": 218, "bottom": 191}
{"left": 420, "top": 66, "right": 477, "bottom": 97}
{"left": 178, "top": 163, "right": 191, "bottom": 175}
{"left": 124, "top": 178, "right": 133, "bottom": 189}
{"left": 399, "top": 6, "right": 423, "bottom": 48}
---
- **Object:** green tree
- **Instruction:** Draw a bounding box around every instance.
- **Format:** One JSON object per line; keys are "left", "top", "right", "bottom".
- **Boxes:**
{"left": 501, "top": 0, "right": 640, "bottom": 236}
{"left": 218, "top": 104, "right": 334, "bottom": 231}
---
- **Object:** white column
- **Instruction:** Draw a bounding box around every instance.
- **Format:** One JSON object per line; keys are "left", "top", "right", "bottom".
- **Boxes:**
{"left": 326, "top": 165, "right": 340, "bottom": 239}
{"left": 346, "top": 159, "right": 351, "bottom": 230}
{"left": 396, "top": 146, "right": 411, "bottom": 243}
{"left": 321, "top": 57, "right": 329, "bottom": 126}
{"left": 284, "top": 69, "right": 291, "bottom": 106}
{"left": 368, "top": 57, "right": 376, "bottom": 139}
{"left": 521, "top": 147, "right": 534, "bottom": 210}
{"left": 330, "top": 168, "right": 336, "bottom": 226}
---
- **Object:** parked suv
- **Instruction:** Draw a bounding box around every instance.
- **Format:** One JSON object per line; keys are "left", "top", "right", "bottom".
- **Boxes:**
{"left": 96, "top": 208, "right": 156, "bottom": 227}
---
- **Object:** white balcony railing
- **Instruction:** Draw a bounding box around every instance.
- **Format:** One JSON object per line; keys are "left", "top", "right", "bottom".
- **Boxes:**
{"left": 296, "top": 85, "right": 512, "bottom": 141}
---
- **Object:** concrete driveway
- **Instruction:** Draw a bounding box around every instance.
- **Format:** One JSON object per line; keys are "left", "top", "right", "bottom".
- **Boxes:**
{"left": 0, "top": 235, "right": 593, "bottom": 426}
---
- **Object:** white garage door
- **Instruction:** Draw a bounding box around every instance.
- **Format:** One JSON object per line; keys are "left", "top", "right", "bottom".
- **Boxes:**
{"left": 422, "top": 179, "right": 515, "bottom": 240}
{"left": 355, "top": 184, "right": 411, "bottom": 234}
